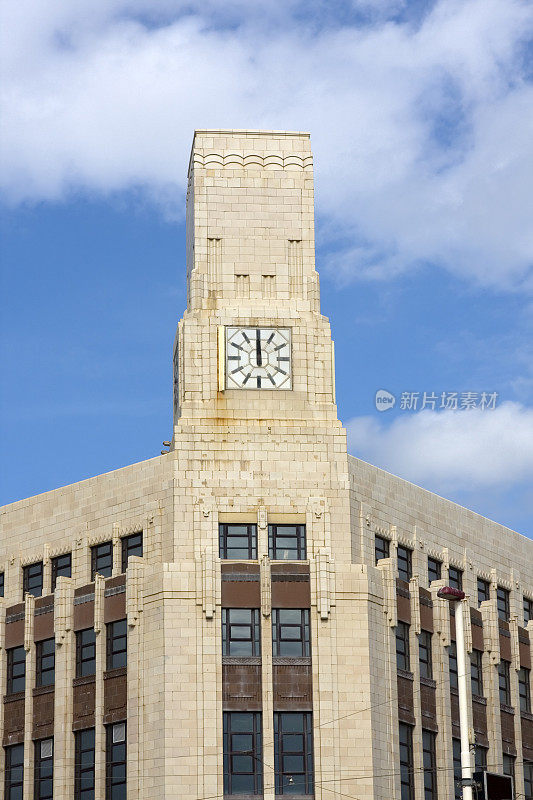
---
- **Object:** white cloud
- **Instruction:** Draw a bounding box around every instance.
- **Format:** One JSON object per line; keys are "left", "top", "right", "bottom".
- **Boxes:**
{"left": 1, "top": 0, "right": 532, "bottom": 288}
{"left": 347, "top": 401, "right": 533, "bottom": 491}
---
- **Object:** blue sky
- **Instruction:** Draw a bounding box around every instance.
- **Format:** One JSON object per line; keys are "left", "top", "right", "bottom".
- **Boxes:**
{"left": 1, "top": 0, "right": 532, "bottom": 538}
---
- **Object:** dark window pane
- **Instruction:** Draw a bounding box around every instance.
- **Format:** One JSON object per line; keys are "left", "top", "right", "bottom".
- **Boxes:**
{"left": 91, "top": 542, "right": 113, "bottom": 580}
{"left": 375, "top": 535, "right": 390, "bottom": 564}
{"left": 453, "top": 738, "right": 461, "bottom": 799}
{"left": 422, "top": 730, "right": 437, "bottom": 800}
{"left": 499, "top": 660, "right": 512, "bottom": 706}
{"left": 274, "top": 712, "right": 313, "bottom": 796}
{"left": 497, "top": 586, "right": 510, "bottom": 622}
{"left": 448, "top": 566, "right": 463, "bottom": 590}
{"left": 51, "top": 553, "right": 72, "bottom": 592}
{"left": 449, "top": 641, "right": 458, "bottom": 690}
{"left": 222, "top": 609, "right": 261, "bottom": 657}
{"left": 23, "top": 561, "right": 43, "bottom": 598}
{"left": 219, "top": 524, "right": 258, "bottom": 560}
{"left": 477, "top": 578, "right": 490, "bottom": 605}
{"left": 427, "top": 558, "right": 442, "bottom": 584}
{"left": 76, "top": 629, "right": 96, "bottom": 677}
{"left": 397, "top": 546, "right": 412, "bottom": 582}
{"left": 75, "top": 729, "right": 95, "bottom": 800}
{"left": 121, "top": 533, "right": 143, "bottom": 573}
{"left": 223, "top": 712, "right": 262, "bottom": 795}
{"left": 36, "top": 638, "right": 55, "bottom": 687}
{"left": 396, "top": 622, "right": 410, "bottom": 672}
{"left": 34, "top": 739, "right": 54, "bottom": 800}
{"left": 5, "top": 743, "right": 24, "bottom": 800}
{"left": 273, "top": 609, "right": 310, "bottom": 658}
{"left": 7, "top": 646, "right": 26, "bottom": 694}
{"left": 0, "top": 571, "right": 5, "bottom": 597}
{"left": 419, "top": 631, "right": 433, "bottom": 680}
{"left": 399, "top": 723, "right": 414, "bottom": 800}
{"left": 106, "top": 724, "right": 127, "bottom": 800}
{"left": 268, "top": 525, "right": 306, "bottom": 561}
{"left": 524, "top": 597, "right": 533, "bottom": 626}
{"left": 106, "top": 619, "right": 127, "bottom": 670}
{"left": 471, "top": 649, "right": 484, "bottom": 697}
{"left": 519, "top": 667, "right": 531, "bottom": 713}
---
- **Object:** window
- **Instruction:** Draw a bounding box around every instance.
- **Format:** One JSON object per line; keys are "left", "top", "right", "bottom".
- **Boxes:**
{"left": 4, "top": 743, "right": 24, "bottom": 800}
{"left": 524, "top": 761, "right": 533, "bottom": 800}
{"left": 475, "top": 745, "right": 488, "bottom": 772}
{"left": 274, "top": 712, "right": 314, "bottom": 796}
{"left": 497, "top": 586, "right": 510, "bottom": 622}
{"left": 222, "top": 609, "right": 261, "bottom": 657}
{"left": 0, "top": 571, "right": 4, "bottom": 597}
{"left": 524, "top": 596, "right": 533, "bottom": 626}
{"left": 219, "top": 524, "right": 258, "bottom": 560}
{"left": 375, "top": 535, "right": 390, "bottom": 564}
{"left": 7, "top": 645, "right": 26, "bottom": 694}
{"left": 34, "top": 738, "right": 53, "bottom": 800}
{"left": 449, "top": 641, "right": 458, "bottom": 690}
{"left": 36, "top": 638, "right": 55, "bottom": 687}
{"left": 51, "top": 553, "right": 71, "bottom": 592}
{"left": 499, "top": 660, "right": 512, "bottom": 706}
{"left": 76, "top": 628, "right": 97, "bottom": 677}
{"left": 452, "top": 738, "right": 461, "bottom": 800}
{"left": 272, "top": 609, "right": 310, "bottom": 657}
{"left": 91, "top": 541, "right": 113, "bottom": 580}
{"left": 106, "top": 619, "right": 127, "bottom": 670}
{"left": 396, "top": 621, "right": 410, "bottom": 672}
{"left": 397, "top": 546, "right": 412, "bottom": 582}
{"left": 23, "top": 561, "right": 43, "bottom": 598}
{"left": 419, "top": 631, "right": 433, "bottom": 680}
{"left": 223, "top": 712, "right": 263, "bottom": 796}
{"left": 422, "top": 729, "right": 438, "bottom": 800}
{"left": 448, "top": 566, "right": 463, "bottom": 591}
{"left": 399, "top": 723, "right": 415, "bottom": 800}
{"left": 471, "top": 649, "right": 484, "bottom": 697}
{"left": 519, "top": 667, "right": 531, "bottom": 713}
{"left": 106, "top": 722, "right": 126, "bottom": 800}
{"left": 75, "top": 728, "right": 95, "bottom": 800}
{"left": 478, "top": 578, "right": 490, "bottom": 605}
{"left": 427, "top": 557, "right": 442, "bottom": 584}
{"left": 502, "top": 754, "right": 515, "bottom": 781}
{"left": 121, "top": 533, "right": 143, "bottom": 573}
{"left": 269, "top": 525, "right": 306, "bottom": 561}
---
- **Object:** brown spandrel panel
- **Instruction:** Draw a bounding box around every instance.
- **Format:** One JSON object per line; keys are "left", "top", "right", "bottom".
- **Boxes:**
{"left": 397, "top": 675, "right": 415, "bottom": 725}
{"left": 104, "top": 589, "right": 126, "bottom": 624}
{"left": 521, "top": 715, "right": 533, "bottom": 757}
{"left": 3, "top": 695, "right": 25, "bottom": 746}
{"left": 271, "top": 579, "right": 310, "bottom": 608}
{"left": 499, "top": 633, "right": 512, "bottom": 662}
{"left": 221, "top": 563, "right": 261, "bottom": 578}
{"left": 103, "top": 668, "right": 127, "bottom": 724}
{"left": 396, "top": 588, "right": 411, "bottom": 624}
{"left": 450, "top": 615, "right": 456, "bottom": 641}
{"left": 33, "top": 687, "right": 54, "bottom": 739}
{"left": 519, "top": 632, "right": 531, "bottom": 668}
{"left": 450, "top": 691, "right": 460, "bottom": 726}
{"left": 34, "top": 611, "right": 54, "bottom": 642}
{"left": 420, "top": 682, "right": 437, "bottom": 730}
{"left": 419, "top": 603, "right": 433, "bottom": 633}
{"left": 471, "top": 621, "right": 484, "bottom": 651}
{"left": 500, "top": 709, "right": 516, "bottom": 749}
{"left": 5, "top": 619, "right": 24, "bottom": 649}
{"left": 221, "top": 581, "right": 260, "bottom": 608}
{"left": 222, "top": 664, "right": 262, "bottom": 710}
{"left": 73, "top": 677, "right": 96, "bottom": 730}
{"left": 74, "top": 600, "right": 95, "bottom": 632}
{"left": 273, "top": 665, "right": 312, "bottom": 711}
{"left": 472, "top": 699, "right": 488, "bottom": 744}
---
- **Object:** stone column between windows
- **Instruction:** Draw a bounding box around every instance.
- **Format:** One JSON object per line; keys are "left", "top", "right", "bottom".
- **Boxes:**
{"left": 112, "top": 524, "right": 122, "bottom": 577}
{"left": 409, "top": 579, "right": 425, "bottom": 800}
{"left": 126, "top": 557, "right": 144, "bottom": 798}
{"left": 53, "top": 577, "right": 75, "bottom": 796}
{"left": 481, "top": 598, "right": 504, "bottom": 772}
{"left": 510, "top": 612, "right": 525, "bottom": 799}
{"left": 260, "top": 555, "right": 275, "bottom": 800}
{"left": 43, "top": 545, "right": 52, "bottom": 597}
{"left": 0, "top": 593, "right": 6, "bottom": 786}
{"left": 430, "top": 585, "right": 455, "bottom": 799}
{"left": 23, "top": 592, "right": 35, "bottom": 800}
{"left": 94, "top": 574, "right": 106, "bottom": 798}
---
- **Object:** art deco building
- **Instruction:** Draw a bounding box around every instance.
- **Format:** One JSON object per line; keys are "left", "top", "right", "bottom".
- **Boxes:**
{"left": 1, "top": 130, "right": 532, "bottom": 800}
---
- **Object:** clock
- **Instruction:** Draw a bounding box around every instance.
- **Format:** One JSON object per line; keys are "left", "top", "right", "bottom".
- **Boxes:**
{"left": 225, "top": 327, "right": 292, "bottom": 390}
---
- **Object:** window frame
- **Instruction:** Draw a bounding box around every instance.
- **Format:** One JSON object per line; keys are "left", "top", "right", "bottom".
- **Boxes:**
{"left": 0, "top": 571, "right": 4, "bottom": 597}
{"left": 449, "top": 641, "right": 458, "bottom": 690}
{"left": 419, "top": 630, "right": 433, "bottom": 680}
{"left": 120, "top": 533, "right": 143, "bottom": 573}
{"left": 497, "top": 586, "right": 511, "bottom": 622}
{"left": 399, "top": 722, "right": 415, "bottom": 800}
{"left": 51, "top": 553, "right": 72, "bottom": 592}
{"left": 74, "top": 728, "right": 95, "bottom": 800}
{"left": 519, "top": 667, "right": 531, "bottom": 714}
{"left": 272, "top": 608, "right": 311, "bottom": 658}
{"left": 91, "top": 541, "right": 113, "bottom": 580}
{"left": 76, "top": 628, "right": 97, "bottom": 678}
{"left": 273, "top": 711, "right": 314, "bottom": 796}
{"left": 396, "top": 621, "right": 411, "bottom": 672}
{"left": 106, "top": 619, "right": 127, "bottom": 671}
{"left": 22, "top": 561, "right": 43, "bottom": 598}
{"left": 397, "top": 545, "right": 412, "bottom": 582}
{"left": 219, "top": 523, "right": 258, "bottom": 560}
{"left": 475, "top": 745, "right": 488, "bottom": 773}
{"left": 453, "top": 738, "right": 462, "bottom": 800}
{"left": 427, "top": 557, "right": 442, "bottom": 584}
{"left": 499, "top": 659, "right": 512, "bottom": 706}
{"left": 477, "top": 578, "right": 491, "bottom": 606}
{"left": 223, "top": 711, "right": 263, "bottom": 796}
{"left": 524, "top": 596, "right": 533, "bottom": 627}
{"left": 422, "top": 729, "right": 438, "bottom": 800}
{"left": 4, "top": 742, "right": 24, "bottom": 800}
{"left": 375, "top": 535, "right": 390, "bottom": 564}
{"left": 268, "top": 524, "right": 306, "bottom": 561}
{"left": 7, "top": 645, "right": 26, "bottom": 695}
{"left": 448, "top": 566, "right": 463, "bottom": 591}
{"left": 105, "top": 722, "right": 126, "bottom": 800}
{"left": 36, "top": 638, "right": 55, "bottom": 688}
{"left": 222, "top": 608, "right": 261, "bottom": 657}
{"left": 524, "top": 761, "right": 533, "bottom": 800}
{"left": 471, "top": 649, "right": 484, "bottom": 698}
{"left": 34, "top": 738, "right": 54, "bottom": 800}
{"left": 502, "top": 753, "right": 515, "bottom": 781}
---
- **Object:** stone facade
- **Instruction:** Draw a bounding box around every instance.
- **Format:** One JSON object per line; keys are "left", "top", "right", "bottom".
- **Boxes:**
{"left": 1, "top": 130, "right": 532, "bottom": 799}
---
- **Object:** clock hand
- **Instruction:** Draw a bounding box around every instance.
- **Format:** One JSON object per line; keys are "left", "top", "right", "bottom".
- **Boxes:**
{"left": 256, "top": 329, "right": 262, "bottom": 367}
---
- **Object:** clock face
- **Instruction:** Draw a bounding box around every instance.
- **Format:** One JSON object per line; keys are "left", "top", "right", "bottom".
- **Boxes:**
{"left": 226, "top": 327, "right": 292, "bottom": 390}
